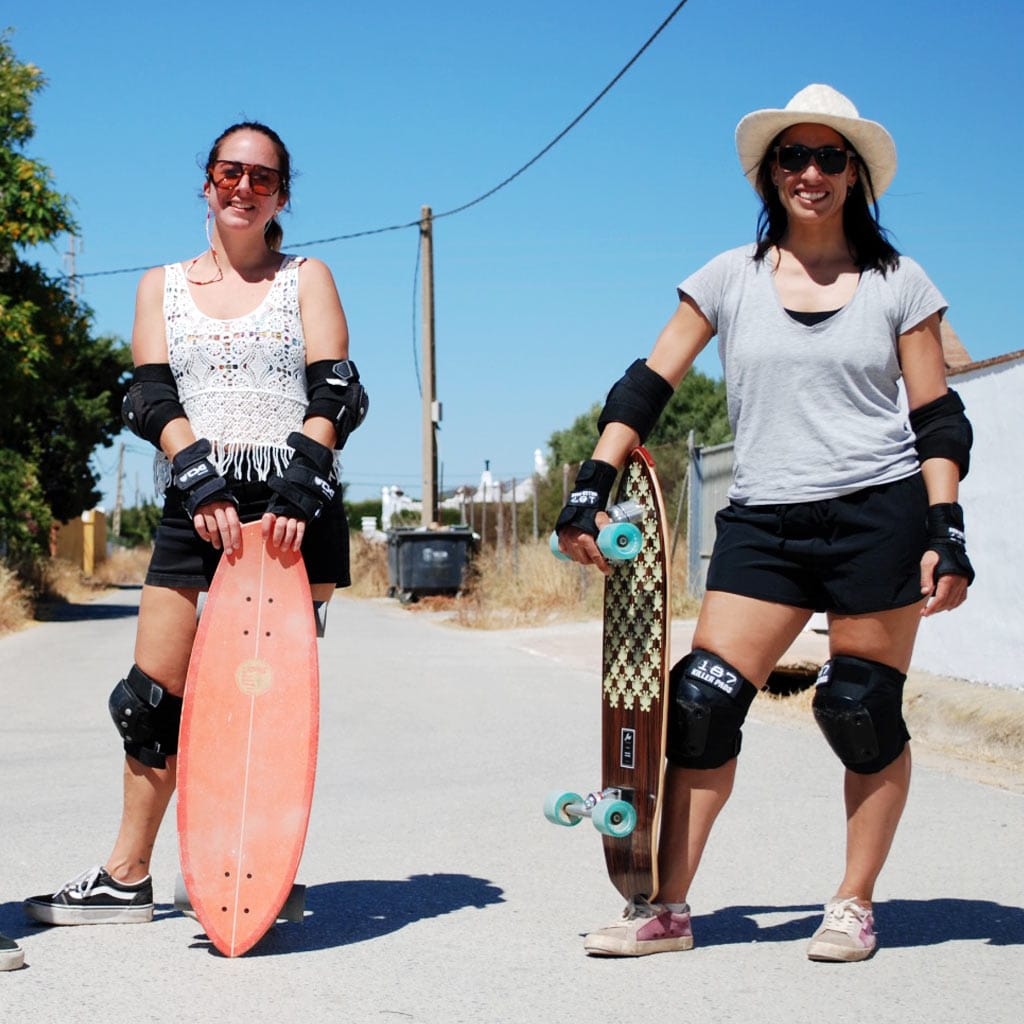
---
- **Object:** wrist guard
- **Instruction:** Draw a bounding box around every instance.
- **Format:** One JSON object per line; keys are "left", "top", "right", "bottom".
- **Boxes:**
{"left": 266, "top": 431, "right": 337, "bottom": 522}
{"left": 926, "top": 502, "right": 975, "bottom": 586}
{"left": 554, "top": 460, "right": 618, "bottom": 539}
{"left": 171, "top": 439, "right": 236, "bottom": 519}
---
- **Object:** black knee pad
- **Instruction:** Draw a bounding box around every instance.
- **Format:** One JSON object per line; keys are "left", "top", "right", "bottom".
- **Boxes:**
{"left": 108, "top": 665, "right": 183, "bottom": 769}
{"left": 666, "top": 649, "right": 758, "bottom": 769}
{"left": 812, "top": 655, "right": 910, "bottom": 774}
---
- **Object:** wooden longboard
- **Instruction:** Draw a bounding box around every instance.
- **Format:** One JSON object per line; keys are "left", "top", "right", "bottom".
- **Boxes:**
{"left": 178, "top": 521, "right": 319, "bottom": 957}
{"left": 600, "top": 447, "right": 671, "bottom": 902}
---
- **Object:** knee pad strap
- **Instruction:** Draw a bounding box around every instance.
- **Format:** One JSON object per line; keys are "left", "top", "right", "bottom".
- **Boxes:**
{"left": 666, "top": 649, "right": 757, "bottom": 769}
{"left": 812, "top": 655, "right": 909, "bottom": 774}
{"left": 108, "top": 665, "right": 183, "bottom": 769}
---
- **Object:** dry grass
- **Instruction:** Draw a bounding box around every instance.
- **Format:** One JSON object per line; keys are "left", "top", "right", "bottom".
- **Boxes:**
{"left": 0, "top": 546, "right": 152, "bottom": 637}
{"left": 346, "top": 533, "right": 701, "bottom": 630}
{"left": 0, "top": 563, "right": 33, "bottom": 635}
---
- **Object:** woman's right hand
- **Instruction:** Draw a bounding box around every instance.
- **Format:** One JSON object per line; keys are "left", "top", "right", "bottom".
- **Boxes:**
{"left": 193, "top": 499, "right": 242, "bottom": 556}
{"left": 556, "top": 512, "right": 612, "bottom": 576}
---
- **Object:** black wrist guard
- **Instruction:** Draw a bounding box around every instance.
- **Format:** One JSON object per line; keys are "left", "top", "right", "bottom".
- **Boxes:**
{"left": 927, "top": 502, "right": 975, "bottom": 586}
{"left": 266, "top": 431, "right": 337, "bottom": 522}
{"left": 555, "top": 460, "right": 618, "bottom": 539}
{"left": 171, "top": 439, "right": 236, "bottom": 519}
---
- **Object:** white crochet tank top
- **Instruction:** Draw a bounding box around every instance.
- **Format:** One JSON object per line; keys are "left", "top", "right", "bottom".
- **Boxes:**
{"left": 154, "top": 255, "right": 311, "bottom": 491}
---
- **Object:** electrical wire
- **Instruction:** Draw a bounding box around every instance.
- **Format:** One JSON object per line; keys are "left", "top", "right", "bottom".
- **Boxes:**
{"left": 69, "top": 2, "right": 690, "bottom": 279}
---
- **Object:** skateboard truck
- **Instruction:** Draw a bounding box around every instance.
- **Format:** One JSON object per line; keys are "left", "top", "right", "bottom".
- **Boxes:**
{"left": 543, "top": 787, "right": 638, "bottom": 838}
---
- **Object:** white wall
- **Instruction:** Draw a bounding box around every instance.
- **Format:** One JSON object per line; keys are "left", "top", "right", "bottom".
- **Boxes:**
{"left": 911, "top": 354, "right": 1024, "bottom": 690}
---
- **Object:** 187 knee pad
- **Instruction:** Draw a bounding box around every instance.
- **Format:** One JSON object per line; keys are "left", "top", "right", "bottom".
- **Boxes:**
{"left": 666, "top": 649, "right": 758, "bottom": 769}
{"left": 812, "top": 655, "right": 909, "bottom": 774}
{"left": 108, "top": 665, "right": 183, "bottom": 769}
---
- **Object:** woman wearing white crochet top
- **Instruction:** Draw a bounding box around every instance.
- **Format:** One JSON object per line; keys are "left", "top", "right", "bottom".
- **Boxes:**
{"left": 25, "top": 122, "right": 367, "bottom": 926}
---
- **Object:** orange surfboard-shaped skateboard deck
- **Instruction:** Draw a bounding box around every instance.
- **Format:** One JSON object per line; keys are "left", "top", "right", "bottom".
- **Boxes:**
{"left": 177, "top": 521, "right": 319, "bottom": 956}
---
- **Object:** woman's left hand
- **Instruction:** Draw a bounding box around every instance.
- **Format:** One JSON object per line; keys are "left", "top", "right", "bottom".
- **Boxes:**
{"left": 261, "top": 512, "right": 306, "bottom": 553}
{"left": 919, "top": 550, "right": 969, "bottom": 616}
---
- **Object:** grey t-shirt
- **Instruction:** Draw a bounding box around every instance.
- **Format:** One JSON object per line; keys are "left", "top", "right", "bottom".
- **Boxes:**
{"left": 679, "top": 245, "right": 947, "bottom": 504}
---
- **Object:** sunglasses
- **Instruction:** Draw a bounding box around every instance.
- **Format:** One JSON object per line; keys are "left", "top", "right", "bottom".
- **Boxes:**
{"left": 775, "top": 144, "right": 853, "bottom": 176}
{"left": 208, "top": 160, "right": 283, "bottom": 196}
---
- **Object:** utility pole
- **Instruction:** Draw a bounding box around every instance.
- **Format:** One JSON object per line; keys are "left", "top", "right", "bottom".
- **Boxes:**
{"left": 112, "top": 441, "right": 125, "bottom": 538}
{"left": 420, "top": 206, "right": 440, "bottom": 526}
{"left": 64, "top": 235, "right": 82, "bottom": 305}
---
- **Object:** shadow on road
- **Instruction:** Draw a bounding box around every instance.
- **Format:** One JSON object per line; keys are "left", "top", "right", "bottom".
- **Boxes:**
{"left": 175, "top": 873, "right": 506, "bottom": 957}
{"left": 697, "top": 897, "right": 1024, "bottom": 948}
{"left": 34, "top": 593, "right": 141, "bottom": 623}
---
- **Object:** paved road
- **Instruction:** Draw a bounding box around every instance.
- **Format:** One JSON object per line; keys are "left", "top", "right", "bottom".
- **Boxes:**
{"left": 1, "top": 589, "right": 1022, "bottom": 1023}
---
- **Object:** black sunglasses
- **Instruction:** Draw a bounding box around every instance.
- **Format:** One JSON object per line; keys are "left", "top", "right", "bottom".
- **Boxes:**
{"left": 775, "top": 144, "right": 853, "bottom": 176}
{"left": 208, "top": 160, "right": 283, "bottom": 196}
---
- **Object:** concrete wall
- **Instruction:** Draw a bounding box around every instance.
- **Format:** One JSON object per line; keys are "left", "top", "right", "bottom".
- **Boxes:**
{"left": 51, "top": 510, "right": 108, "bottom": 576}
{"left": 911, "top": 353, "right": 1024, "bottom": 690}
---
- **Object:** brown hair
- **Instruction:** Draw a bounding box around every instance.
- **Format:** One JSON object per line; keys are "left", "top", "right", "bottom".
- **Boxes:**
{"left": 205, "top": 121, "right": 292, "bottom": 251}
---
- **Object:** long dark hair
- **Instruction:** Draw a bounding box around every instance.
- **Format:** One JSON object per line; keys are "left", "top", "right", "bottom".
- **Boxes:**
{"left": 752, "top": 132, "right": 899, "bottom": 274}
{"left": 205, "top": 121, "right": 292, "bottom": 251}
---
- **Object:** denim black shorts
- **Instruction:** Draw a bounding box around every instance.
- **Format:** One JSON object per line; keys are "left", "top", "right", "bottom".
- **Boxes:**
{"left": 705, "top": 473, "right": 928, "bottom": 615}
{"left": 145, "top": 478, "right": 351, "bottom": 590}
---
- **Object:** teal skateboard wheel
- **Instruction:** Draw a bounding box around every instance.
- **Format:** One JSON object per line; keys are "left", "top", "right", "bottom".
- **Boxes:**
{"left": 543, "top": 790, "right": 584, "bottom": 827}
{"left": 591, "top": 796, "right": 637, "bottom": 838}
{"left": 549, "top": 522, "right": 642, "bottom": 562}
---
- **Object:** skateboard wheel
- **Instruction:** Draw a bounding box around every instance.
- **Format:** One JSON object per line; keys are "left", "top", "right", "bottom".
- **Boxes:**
{"left": 543, "top": 790, "right": 584, "bottom": 827}
{"left": 591, "top": 797, "right": 637, "bottom": 838}
{"left": 550, "top": 524, "right": 642, "bottom": 562}
{"left": 548, "top": 532, "right": 569, "bottom": 561}
{"left": 596, "top": 522, "right": 642, "bottom": 561}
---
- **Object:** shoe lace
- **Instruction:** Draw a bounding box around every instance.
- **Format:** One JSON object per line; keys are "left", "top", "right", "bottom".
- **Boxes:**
{"left": 60, "top": 865, "right": 104, "bottom": 897}
{"left": 824, "top": 897, "right": 870, "bottom": 935}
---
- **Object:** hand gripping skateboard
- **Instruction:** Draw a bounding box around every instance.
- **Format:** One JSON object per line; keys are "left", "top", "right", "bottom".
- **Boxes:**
{"left": 545, "top": 447, "right": 671, "bottom": 902}
{"left": 176, "top": 521, "right": 319, "bottom": 956}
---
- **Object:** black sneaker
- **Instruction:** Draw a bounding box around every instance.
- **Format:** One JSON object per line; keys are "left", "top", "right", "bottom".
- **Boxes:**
{"left": 24, "top": 865, "right": 154, "bottom": 925}
{"left": 0, "top": 933, "right": 25, "bottom": 971}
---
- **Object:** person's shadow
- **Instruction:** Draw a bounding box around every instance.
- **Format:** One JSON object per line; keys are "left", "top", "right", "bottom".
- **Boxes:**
{"left": 695, "top": 898, "right": 1024, "bottom": 949}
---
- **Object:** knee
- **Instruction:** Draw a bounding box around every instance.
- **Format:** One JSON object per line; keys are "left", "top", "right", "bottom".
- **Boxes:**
{"left": 666, "top": 649, "right": 758, "bottom": 769}
{"left": 108, "top": 665, "right": 183, "bottom": 769}
{"left": 812, "top": 655, "right": 909, "bottom": 774}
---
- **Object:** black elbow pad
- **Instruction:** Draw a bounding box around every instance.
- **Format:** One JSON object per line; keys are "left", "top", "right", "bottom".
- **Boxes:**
{"left": 909, "top": 389, "right": 972, "bottom": 479}
{"left": 597, "top": 359, "right": 673, "bottom": 442}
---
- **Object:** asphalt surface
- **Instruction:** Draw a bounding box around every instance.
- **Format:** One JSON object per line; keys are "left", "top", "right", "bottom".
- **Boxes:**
{"left": 1, "top": 588, "right": 1022, "bottom": 1023}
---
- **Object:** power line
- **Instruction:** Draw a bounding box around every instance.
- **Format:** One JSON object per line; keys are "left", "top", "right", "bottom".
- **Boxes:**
{"left": 70, "top": 2, "right": 690, "bottom": 280}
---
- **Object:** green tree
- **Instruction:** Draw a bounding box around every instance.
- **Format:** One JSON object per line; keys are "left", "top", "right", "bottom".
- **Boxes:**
{"left": 0, "top": 31, "right": 130, "bottom": 555}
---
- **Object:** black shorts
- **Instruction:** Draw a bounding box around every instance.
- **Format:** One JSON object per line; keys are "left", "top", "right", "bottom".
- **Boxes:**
{"left": 145, "top": 479, "right": 351, "bottom": 590}
{"left": 705, "top": 473, "right": 928, "bottom": 615}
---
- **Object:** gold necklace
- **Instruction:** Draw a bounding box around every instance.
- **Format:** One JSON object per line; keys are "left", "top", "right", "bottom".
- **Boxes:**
{"left": 186, "top": 247, "right": 224, "bottom": 286}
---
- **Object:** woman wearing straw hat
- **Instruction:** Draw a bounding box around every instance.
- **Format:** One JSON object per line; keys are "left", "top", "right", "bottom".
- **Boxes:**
{"left": 555, "top": 84, "right": 974, "bottom": 962}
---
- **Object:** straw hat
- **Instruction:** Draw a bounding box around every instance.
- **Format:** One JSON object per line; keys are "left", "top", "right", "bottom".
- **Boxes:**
{"left": 735, "top": 84, "right": 897, "bottom": 201}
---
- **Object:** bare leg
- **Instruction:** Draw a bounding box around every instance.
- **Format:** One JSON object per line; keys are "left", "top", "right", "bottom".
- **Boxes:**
{"left": 656, "top": 592, "right": 812, "bottom": 902}
{"left": 105, "top": 585, "right": 199, "bottom": 883}
{"left": 825, "top": 601, "right": 924, "bottom": 907}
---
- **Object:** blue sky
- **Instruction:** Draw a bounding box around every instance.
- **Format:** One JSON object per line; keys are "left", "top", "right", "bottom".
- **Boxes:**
{"left": 10, "top": 0, "right": 1023, "bottom": 507}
